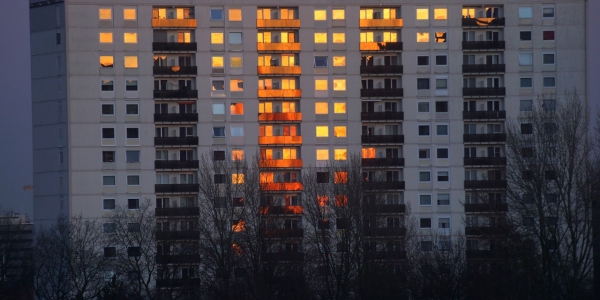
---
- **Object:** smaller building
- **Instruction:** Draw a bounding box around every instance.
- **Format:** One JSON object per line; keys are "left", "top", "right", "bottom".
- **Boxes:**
{"left": 0, "top": 213, "right": 34, "bottom": 300}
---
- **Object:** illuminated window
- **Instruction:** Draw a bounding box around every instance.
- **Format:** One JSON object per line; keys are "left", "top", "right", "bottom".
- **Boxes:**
{"left": 417, "top": 32, "right": 429, "bottom": 43}
{"left": 314, "top": 9, "right": 327, "bottom": 20}
{"left": 334, "top": 126, "right": 346, "bottom": 137}
{"left": 257, "top": 32, "right": 271, "bottom": 43}
{"left": 434, "top": 8, "right": 447, "bottom": 20}
{"left": 462, "top": 8, "right": 475, "bottom": 18}
{"left": 316, "top": 149, "right": 329, "bottom": 160}
{"left": 332, "top": 9, "right": 345, "bottom": 20}
{"left": 260, "top": 172, "right": 274, "bottom": 183}
{"left": 333, "top": 79, "right": 346, "bottom": 91}
{"left": 316, "top": 126, "right": 329, "bottom": 137}
{"left": 212, "top": 56, "right": 224, "bottom": 67}
{"left": 230, "top": 57, "right": 243, "bottom": 68}
{"left": 124, "top": 32, "right": 137, "bottom": 43}
{"left": 318, "top": 196, "right": 329, "bottom": 207}
{"left": 335, "top": 195, "right": 348, "bottom": 206}
{"left": 99, "top": 32, "right": 113, "bottom": 43}
{"left": 314, "top": 33, "right": 327, "bottom": 43}
{"left": 282, "top": 102, "right": 296, "bottom": 113}
{"left": 123, "top": 8, "right": 136, "bottom": 20}
{"left": 334, "top": 172, "right": 348, "bottom": 183}
{"left": 315, "top": 102, "right": 328, "bottom": 114}
{"left": 435, "top": 32, "right": 446, "bottom": 43}
{"left": 333, "top": 33, "right": 345, "bottom": 43}
{"left": 100, "top": 56, "right": 113, "bottom": 68}
{"left": 333, "top": 56, "right": 346, "bottom": 67}
{"left": 230, "top": 103, "right": 244, "bottom": 115}
{"left": 99, "top": 8, "right": 112, "bottom": 20}
{"left": 229, "top": 8, "right": 242, "bottom": 21}
{"left": 362, "top": 148, "right": 376, "bottom": 158}
{"left": 315, "top": 79, "right": 328, "bottom": 91}
{"left": 231, "top": 220, "right": 246, "bottom": 232}
{"left": 232, "top": 174, "right": 244, "bottom": 184}
{"left": 232, "top": 243, "right": 243, "bottom": 255}
{"left": 382, "top": 31, "right": 398, "bottom": 42}
{"left": 211, "top": 32, "right": 224, "bottom": 44}
{"left": 416, "top": 8, "right": 429, "bottom": 20}
{"left": 334, "top": 103, "right": 346, "bottom": 114}
{"left": 124, "top": 56, "right": 138, "bottom": 68}
{"left": 282, "top": 148, "right": 297, "bottom": 159}
{"left": 360, "top": 32, "right": 374, "bottom": 42}
{"left": 230, "top": 79, "right": 243, "bottom": 92}
{"left": 334, "top": 149, "right": 347, "bottom": 160}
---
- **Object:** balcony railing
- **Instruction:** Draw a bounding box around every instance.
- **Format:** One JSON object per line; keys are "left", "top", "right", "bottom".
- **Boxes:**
{"left": 156, "top": 254, "right": 200, "bottom": 264}
{"left": 361, "top": 111, "right": 403, "bottom": 121}
{"left": 156, "top": 278, "right": 200, "bottom": 288}
{"left": 153, "top": 90, "right": 198, "bottom": 99}
{"left": 155, "top": 184, "right": 199, "bottom": 193}
{"left": 464, "top": 180, "right": 507, "bottom": 189}
{"left": 259, "top": 159, "right": 303, "bottom": 168}
{"left": 155, "top": 230, "right": 199, "bottom": 240}
{"left": 155, "top": 207, "right": 200, "bottom": 217}
{"left": 463, "top": 134, "right": 506, "bottom": 143}
{"left": 463, "top": 157, "right": 507, "bottom": 166}
{"left": 362, "top": 158, "right": 405, "bottom": 167}
{"left": 462, "top": 41, "right": 505, "bottom": 50}
{"left": 361, "top": 88, "right": 404, "bottom": 98}
{"left": 256, "top": 19, "right": 300, "bottom": 28}
{"left": 154, "top": 137, "right": 198, "bottom": 146}
{"left": 258, "top": 112, "right": 302, "bottom": 122}
{"left": 464, "top": 203, "right": 508, "bottom": 213}
{"left": 260, "top": 206, "right": 303, "bottom": 215}
{"left": 360, "top": 42, "right": 403, "bottom": 51}
{"left": 465, "top": 227, "right": 505, "bottom": 236}
{"left": 257, "top": 66, "right": 301, "bottom": 75}
{"left": 152, "top": 42, "right": 197, "bottom": 52}
{"left": 260, "top": 229, "right": 304, "bottom": 238}
{"left": 359, "top": 19, "right": 403, "bottom": 28}
{"left": 151, "top": 18, "right": 196, "bottom": 28}
{"left": 364, "top": 227, "right": 406, "bottom": 237}
{"left": 155, "top": 160, "right": 199, "bottom": 169}
{"left": 360, "top": 65, "right": 404, "bottom": 74}
{"left": 262, "top": 252, "right": 304, "bottom": 262}
{"left": 258, "top": 136, "right": 302, "bottom": 145}
{"left": 257, "top": 89, "right": 301, "bottom": 98}
{"left": 154, "top": 113, "right": 198, "bottom": 122}
{"left": 365, "top": 251, "right": 407, "bottom": 260}
{"left": 462, "top": 17, "right": 505, "bottom": 27}
{"left": 462, "top": 87, "right": 506, "bottom": 97}
{"left": 462, "top": 110, "right": 506, "bottom": 120}
{"left": 364, "top": 204, "right": 406, "bottom": 214}
{"left": 361, "top": 135, "right": 404, "bottom": 144}
{"left": 462, "top": 64, "right": 505, "bottom": 73}
{"left": 153, "top": 66, "right": 197, "bottom": 75}
{"left": 260, "top": 182, "right": 303, "bottom": 191}
{"left": 363, "top": 181, "right": 405, "bottom": 190}
{"left": 257, "top": 42, "right": 301, "bottom": 51}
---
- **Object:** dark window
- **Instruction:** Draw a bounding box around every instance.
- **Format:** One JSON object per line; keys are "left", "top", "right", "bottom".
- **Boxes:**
{"left": 417, "top": 56, "right": 429, "bottom": 66}
{"left": 336, "top": 218, "right": 348, "bottom": 229}
{"left": 337, "top": 242, "right": 348, "bottom": 252}
{"left": 521, "top": 147, "right": 534, "bottom": 157}
{"left": 126, "top": 104, "right": 138, "bottom": 115}
{"left": 103, "top": 199, "right": 116, "bottom": 210}
{"left": 214, "top": 150, "right": 226, "bottom": 161}
{"left": 126, "top": 128, "right": 139, "bottom": 139}
{"left": 126, "top": 80, "right": 138, "bottom": 91}
{"left": 520, "top": 78, "right": 532, "bottom": 87}
{"left": 101, "top": 80, "right": 114, "bottom": 91}
{"left": 543, "top": 53, "right": 555, "bottom": 64}
{"left": 435, "top": 101, "right": 448, "bottom": 112}
{"left": 521, "top": 123, "right": 533, "bottom": 134}
{"left": 418, "top": 125, "right": 430, "bottom": 136}
{"left": 233, "top": 197, "right": 244, "bottom": 207}
{"left": 318, "top": 220, "right": 330, "bottom": 229}
{"left": 102, "top": 104, "right": 114, "bottom": 115}
{"left": 56, "top": 32, "right": 61, "bottom": 44}
{"left": 103, "top": 223, "right": 116, "bottom": 233}
{"left": 543, "top": 31, "right": 555, "bottom": 40}
{"left": 543, "top": 77, "right": 556, "bottom": 87}
{"left": 314, "top": 56, "right": 328, "bottom": 67}
{"left": 128, "top": 198, "right": 139, "bottom": 209}
{"left": 421, "top": 241, "right": 433, "bottom": 251}
{"left": 317, "top": 172, "right": 329, "bottom": 183}
{"left": 419, "top": 149, "right": 430, "bottom": 159}
{"left": 127, "top": 223, "right": 140, "bottom": 232}
{"left": 545, "top": 170, "right": 556, "bottom": 180}
{"left": 523, "top": 171, "right": 534, "bottom": 181}
{"left": 104, "top": 247, "right": 117, "bottom": 257}
{"left": 214, "top": 174, "right": 226, "bottom": 184}
{"left": 435, "top": 55, "right": 447, "bottom": 65}
{"left": 127, "top": 246, "right": 141, "bottom": 257}
{"left": 420, "top": 218, "right": 431, "bottom": 228}
{"left": 545, "top": 193, "right": 557, "bottom": 204}
{"left": 102, "top": 128, "right": 115, "bottom": 139}
{"left": 417, "top": 78, "right": 430, "bottom": 90}
{"left": 437, "top": 148, "right": 449, "bottom": 158}
{"left": 520, "top": 31, "right": 532, "bottom": 41}
{"left": 126, "top": 151, "right": 140, "bottom": 163}
{"left": 103, "top": 151, "right": 115, "bottom": 162}
{"left": 522, "top": 193, "right": 534, "bottom": 204}
{"left": 523, "top": 217, "right": 534, "bottom": 227}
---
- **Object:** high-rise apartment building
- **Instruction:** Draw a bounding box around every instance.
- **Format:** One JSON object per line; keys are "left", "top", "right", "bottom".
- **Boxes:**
{"left": 30, "top": 0, "right": 590, "bottom": 293}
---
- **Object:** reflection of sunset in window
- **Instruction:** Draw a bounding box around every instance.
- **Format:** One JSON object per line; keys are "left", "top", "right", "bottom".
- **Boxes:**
{"left": 231, "top": 220, "right": 246, "bottom": 232}
{"left": 229, "top": 9, "right": 242, "bottom": 21}
{"left": 232, "top": 149, "right": 244, "bottom": 161}
{"left": 99, "top": 32, "right": 113, "bottom": 43}
{"left": 232, "top": 174, "right": 244, "bottom": 184}
{"left": 99, "top": 8, "right": 112, "bottom": 20}
{"left": 416, "top": 8, "right": 429, "bottom": 20}
{"left": 316, "top": 126, "right": 329, "bottom": 137}
{"left": 315, "top": 102, "right": 328, "bottom": 114}
{"left": 362, "top": 148, "right": 376, "bottom": 158}
{"left": 335, "top": 195, "right": 348, "bottom": 206}
{"left": 333, "top": 56, "right": 346, "bottom": 66}
{"left": 124, "top": 32, "right": 137, "bottom": 43}
{"left": 316, "top": 149, "right": 329, "bottom": 160}
{"left": 318, "top": 196, "right": 329, "bottom": 206}
{"left": 334, "top": 149, "right": 347, "bottom": 160}
{"left": 333, "top": 79, "right": 346, "bottom": 91}
{"left": 261, "top": 149, "right": 272, "bottom": 159}
{"left": 332, "top": 9, "right": 345, "bottom": 20}
{"left": 260, "top": 172, "right": 274, "bottom": 183}
{"left": 334, "top": 102, "right": 346, "bottom": 113}
{"left": 314, "top": 33, "right": 327, "bottom": 43}
{"left": 100, "top": 56, "right": 113, "bottom": 68}
{"left": 333, "top": 33, "right": 345, "bottom": 43}
{"left": 212, "top": 56, "right": 224, "bottom": 67}
{"left": 282, "top": 148, "right": 297, "bottom": 159}
{"left": 211, "top": 32, "right": 224, "bottom": 44}
{"left": 123, "top": 8, "right": 136, "bottom": 20}
{"left": 434, "top": 8, "right": 447, "bottom": 20}
{"left": 334, "top": 172, "right": 348, "bottom": 183}
{"left": 417, "top": 32, "right": 429, "bottom": 43}
{"left": 334, "top": 126, "right": 347, "bottom": 137}
{"left": 232, "top": 243, "right": 243, "bottom": 255}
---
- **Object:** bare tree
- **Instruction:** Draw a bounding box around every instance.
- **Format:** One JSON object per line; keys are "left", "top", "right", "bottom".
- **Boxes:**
{"left": 0, "top": 209, "right": 34, "bottom": 300}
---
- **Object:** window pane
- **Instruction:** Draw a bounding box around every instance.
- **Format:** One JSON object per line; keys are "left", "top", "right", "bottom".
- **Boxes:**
{"left": 99, "top": 8, "right": 112, "bottom": 20}
{"left": 436, "top": 79, "right": 448, "bottom": 89}
{"left": 124, "top": 32, "right": 137, "bottom": 43}
{"left": 230, "top": 57, "right": 242, "bottom": 68}
{"left": 543, "top": 53, "right": 555, "bottom": 64}
{"left": 211, "top": 9, "right": 224, "bottom": 20}
{"left": 316, "top": 126, "right": 329, "bottom": 137}
{"left": 417, "top": 32, "right": 429, "bottom": 43}
{"left": 315, "top": 56, "right": 328, "bottom": 67}
{"left": 212, "top": 103, "right": 225, "bottom": 114}
{"left": 332, "top": 33, "right": 345, "bottom": 43}
{"left": 333, "top": 56, "right": 346, "bottom": 66}
{"left": 126, "top": 151, "right": 140, "bottom": 163}
{"left": 316, "top": 149, "right": 329, "bottom": 160}
{"left": 520, "top": 100, "right": 533, "bottom": 111}
{"left": 543, "top": 31, "right": 555, "bottom": 41}
{"left": 103, "top": 176, "right": 116, "bottom": 185}
{"left": 333, "top": 79, "right": 346, "bottom": 91}
{"left": 123, "top": 8, "right": 136, "bottom": 20}
{"left": 419, "top": 172, "right": 430, "bottom": 181}
{"left": 334, "top": 126, "right": 346, "bottom": 137}
{"left": 334, "top": 103, "right": 346, "bottom": 113}
{"left": 520, "top": 78, "right": 532, "bottom": 87}
{"left": 315, "top": 102, "right": 328, "bottom": 114}
{"left": 436, "top": 55, "right": 447, "bottom": 65}
{"left": 436, "top": 125, "right": 448, "bottom": 135}
{"left": 334, "top": 149, "right": 347, "bottom": 160}
{"left": 315, "top": 79, "right": 328, "bottom": 91}
{"left": 126, "top": 104, "right": 138, "bottom": 115}
{"left": 420, "top": 195, "right": 431, "bottom": 205}
{"left": 229, "top": 32, "right": 242, "bottom": 44}
{"left": 231, "top": 126, "right": 244, "bottom": 136}
{"left": 519, "top": 54, "right": 532, "bottom": 65}
{"left": 124, "top": 56, "right": 138, "bottom": 68}
{"left": 127, "top": 175, "right": 139, "bottom": 185}
{"left": 211, "top": 32, "right": 224, "bottom": 44}
{"left": 418, "top": 102, "right": 429, "bottom": 112}
{"left": 434, "top": 8, "right": 447, "bottom": 20}
{"left": 314, "top": 10, "right": 327, "bottom": 20}
{"left": 332, "top": 9, "right": 345, "bottom": 20}
{"left": 519, "top": 7, "right": 532, "bottom": 18}
{"left": 230, "top": 79, "right": 243, "bottom": 92}
{"left": 435, "top": 32, "right": 446, "bottom": 43}
{"left": 103, "top": 199, "right": 116, "bottom": 210}
{"left": 416, "top": 8, "right": 429, "bottom": 20}
{"left": 418, "top": 125, "right": 429, "bottom": 135}
{"left": 229, "top": 8, "right": 242, "bottom": 21}
{"left": 543, "top": 77, "right": 556, "bottom": 87}
{"left": 126, "top": 80, "right": 137, "bottom": 91}
{"left": 126, "top": 128, "right": 139, "bottom": 138}
{"left": 99, "top": 32, "right": 113, "bottom": 43}
{"left": 100, "top": 56, "right": 114, "bottom": 68}
{"left": 417, "top": 56, "right": 429, "bottom": 66}
{"left": 314, "top": 33, "right": 327, "bottom": 43}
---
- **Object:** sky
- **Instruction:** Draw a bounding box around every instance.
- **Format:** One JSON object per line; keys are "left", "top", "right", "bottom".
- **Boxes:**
{"left": 0, "top": 0, "right": 33, "bottom": 216}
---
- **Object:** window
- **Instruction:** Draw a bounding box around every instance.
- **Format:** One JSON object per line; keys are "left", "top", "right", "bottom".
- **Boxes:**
{"left": 334, "top": 103, "right": 346, "bottom": 114}
{"left": 103, "top": 199, "right": 116, "bottom": 210}
{"left": 104, "top": 247, "right": 116, "bottom": 258}
{"left": 420, "top": 195, "right": 432, "bottom": 206}
{"left": 102, "top": 128, "right": 115, "bottom": 139}
{"left": 230, "top": 79, "right": 243, "bottom": 92}
{"left": 419, "top": 148, "right": 430, "bottom": 159}
{"left": 315, "top": 102, "right": 328, "bottom": 114}
{"left": 316, "top": 126, "right": 329, "bottom": 137}
{"left": 229, "top": 32, "right": 242, "bottom": 45}
{"left": 333, "top": 79, "right": 346, "bottom": 91}
{"left": 520, "top": 78, "right": 532, "bottom": 88}
{"left": 420, "top": 218, "right": 431, "bottom": 229}
{"left": 123, "top": 8, "right": 136, "bottom": 20}
{"left": 419, "top": 171, "right": 431, "bottom": 182}
{"left": 128, "top": 223, "right": 140, "bottom": 232}
{"left": 212, "top": 56, "right": 224, "bottom": 68}
{"left": 212, "top": 103, "right": 225, "bottom": 115}
{"left": 418, "top": 125, "right": 430, "bottom": 136}
{"left": 128, "top": 198, "right": 140, "bottom": 209}
{"left": 214, "top": 150, "right": 225, "bottom": 161}
{"left": 103, "top": 175, "right": 116, "bottom": 186}
{"left": 124, "top": 56, "right": 138, "bottom": 68}
{"left": 232, "top": 149, "right": 244, "bottom": 161}
{"left": 210, "top": 8, "right": 224, "bottom": 20}
{"left": 102, "top": 151, "right": 115, "bottom": 162}
{"left": 99, "top": 8, "right": 112, "bottom": 20}
{"left": 126, "top": 104, "right": 138, "bottom": 115}
{"left": 101, "top": 80, "right": 114, "bottom": 91}
{"left": 314, "top": 33, "right": 327, "bottom": 43}
{"left": 417, "top": 32, "right": 429, "bottom": 43}
{"left": 126, "top": 151, "right": 140, "bottom": 163}
{"left": 437, "top": 171, "right": 449, "bottom": 181}
{"left": 543, "top": 6, "right": 555, "bottom": 18}
{"left": 435, "top": 101, "right": 448, "bottom": 112}
{"left": 230, "top": 102, "right": 244, "bottom": 115}
{"left": 436, "top": 79, "right": 448, "bottom": 90}
{"left": 314, "top": 9, "right": 327, "bottom": 20}
{"left": 417, "top": 78, "right": 430, "bottom": 89}
{"left": 438, "top": 218, "right": 450, "bottom": 229}
{"left": 435, "top": 55, "right": 448, "bottom": 66}
{"left": 315, "top": 79, "right": 328, "bottom": 91}
{"left": 332, "top": 33, "right": 345, "bottom": 43}
{"left": 229, "top": 8, "right": 242, "bottom": 21}
{"left": 334, "top": 126, "right": 346, "bottom": 137}
{"left": 212, "top": 80, "right": 225, "bottom": 91}
{"left": 416, "top": 8, "right": 429, "bottom": 20}
{"left": 436, "top": 125, "right": 448, "bottom": 135}
{"left": 437, "top": 148, "right": 448, "bottom": 158}
{"left": 519, "top": 53, "right": 533, "bottom": 66}
{"left": 418, "top": 102, "right": 429, "bottom": 112}
{"left": 519, "top": 7, "right": 532, "bottom": 18}
{"left": 332, "top": 9, "right": 345, "bottom": 20}
{"left": 125, "top": 80, "right": 138, "bottom": 91}
{"left": 543, "top": 53, "right": 555, "bottom": 65}
{"left": 315, "top": 56, "right": 328, "bottom": 68}
{"left": 520, "top": 100, "right": 533, "bottom": 111}
{"left": 543, "top": 77, "right": 556, "bottom": 87}
{"left": 123, "top": 32, "right": 137, "bottom": 43}
{"left": 232, "top": 174, "right": 244, "bottom": 184}
{"left": 211, "top": 32, "right": 224, "bottom": 44}
{"left": 437, "top": 194, "right": 450, "bottom": 205}
{"left": 317, "top": 172, "right": 329, "bottom": 183}
{"left": 434, "top": 8, "right": 447, "bottom": 20}
{"left": 230, "top": 125, "right": 244, "bottom": 137}
{"left": 520, "top": 31, "right": 532, "bottom": 41}
{"left": 543, "top": 31, "right": 555, "bottom": 41}
{"left": 333, "top": 56, "right": 346, "bottom": 66}
{"left": 316, "top": 149, "right": 329, "bottom": 160}
{"left": 126, "top": 128, "right": 139, "bottom": 139}
{"left": 435, "top": 31, "right": 446, "bottom": 43}
{"left": 421, "top": 241, "right": 433, "bottom": 251}
{"left": 213, "top": 127, "right": 226, "bottom": 137}
{"left": 100, "top": 56, "right": 113, "bottom": 68}
{"left": 334, "top": 172, "right": 348, "bottom": 184}
{"left": 521, "top": 123, "right": 533, "bottom": 134}
{"left": 417, "top": 56, "right": 429, "bottom": 66}
{"left": 101, "top": 104, "right": 114, "bottom": 115}
{"left": 230, "top": 57, "right": 242, "bottom": 68}
{"left": 334, "top": 149, "right": 347, "bottom": 160}
{"left": 127, "top": 175, "right": 139, "bottom": 186}
{"left": 128, "top": 247, "right": 141, "bottom": 257}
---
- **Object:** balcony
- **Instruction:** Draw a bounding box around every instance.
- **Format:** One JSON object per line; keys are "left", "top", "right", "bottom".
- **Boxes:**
{"left": 463, "top": 134, "right": 506, "bottom": 143}
{"left": 360, "top": 42, "right": 403, "bottom": 51}
{"left": 260, "top": 229, "right": 304, "bottom": 238}
{"left": 257, "top": 66, "right": 301, "bottom": 75}
{"left": 361, "top": 111, "right": 403, "bottom": 121}
{"left": 152, "top": 18, "right": 196, "bottom": 28}
{"left": 361, "top": 135, "right": 404, "bottom": 144}
{"left": 153, "top": 90, "right": 198, "bottom": 99}
{"left": 464, "top": 203, "right": 508, "bottom": 213}
{"left": 153, "top": 66, "right": 197, "bottom": 76}
{"left": 362, "top": 158, "right": 405, "bottom": 167}
{"left": 466, "top": 250, "right": 507, "bottom": 259}
{"left": 155, "top": 207, "right": 200, "bottom": 217}
{"left": 360, "top": 65, "right": 403, "bottom": 75}
{"left": 462, "top": 87, "right": 505, "bottom": 97}
{"left": 361, "top": 88, "right": 403, "bottom": 98}
{"left": 258, "top": 136, "right": 302, "bottom": 145}
{"left": 260, "top": 206, "right": 303, "bottom": 215}
{"left": 154, "top": 113, "right": 198, "bottom": 123}
{"left": 462, "top": 110, "right": 506, "bottom": 120}
{"left": 465, "top": 227, "right": 505, "bottom": 236}
{"left": 259, "top": 159, "right": 303, "bottom": 168}
{"left": 152, "top": 42, "right": 197, "bottom": 52}
{"left": 363, "top": 181, "right": 405, "bottom": 190}
{"left": 462, "top": 17, "right": 505, "bottom": 27}
{"left": 155, "top": 160, "right": 199, "bottom": 169}
{"left": 154, "top": 137, "right": 198, "bottom": 146}
{"left": 257, "top": 42, "right": 301, "bottom": 52}
{"left": 262, "top": 252, "right": 304, "bottom": 262}
{"left": 365, "top": 204, "right": 406, "bottom": 214}
{"left": 256, "top": 19, "right": 300, "bottom": 28}
{"left": 359, "top": 19, "right": 403, "bottom": 28}
{"left": 155, "top": 184, "right": 199, "bottom": 194}
{"left": 260, "top": 182, "right": 303, "bottom": 191}
{"left": 462, "top": 64, "right": 505, "bottom": 74}
{"left": 365, "top": 251, "right": 407, "bottom": 260}
{"left": 364, "top": 227, "right": 406, "bottom": 237}
{"left": 156, "top": 254, "right": 200, "bottom": 264}
{"left": 156, "top": 278, "right": 200, "bottom": 288}
{"left": 464, "top": 180, "right": 507, "bottom": 189}
{"left": 463, "top": 157, "right": 506, "bottom": 166}
{"left": 155, "top": 230, "right": 199, "bottom": 240}
{"left": 258, "top": 112, "right": 302, "bottom": 122}
{"left": 462, "top": 41, "right": 505, "bottom": 50}
{"left": 257, "top": 89, "right": 301, "bottom": 99}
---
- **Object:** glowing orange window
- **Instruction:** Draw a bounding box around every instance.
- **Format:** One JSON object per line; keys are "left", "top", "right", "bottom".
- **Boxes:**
{"left": 335, "top": 195, "right": 348, "bottom": 206}
{"left": 260, "top": 172, "right": 274, "bottom": 183}
{"left": 231, "top": 220, "right": 246, "bottom": 232}
{"left": 318, "top": 196, "right": 329, "bottom": 207}
{"left": 362, "top": 148, "right": 376, "bottom": 158}
{"left": 334, "top": 171, "right": 348, "bottom": 183}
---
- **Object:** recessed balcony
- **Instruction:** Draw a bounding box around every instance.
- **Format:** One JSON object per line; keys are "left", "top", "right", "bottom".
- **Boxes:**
{"left": 363, "top": 227, "right": 406, "bottom": 237}
{"left": 260, "top": 205, "right": 303, "bottom": 215}
{"left": 155, "top": 207, "right": 200, "bottom": 217}
{"left": 260, "top": 229, "right": 304, "bottom": 238}
{"left": 154, "top": 160, "right": 199, "bottom": 169}
{"left": 364, "top": 204, "right": 406, "bottom": 214}
{"left": 259, "top": 159, "right": 303, "bottom": 168}
{"left": 152, "top": 42, "right": 197, "bottom": 52}
{"left": 464, "top": 180, "right": 507, "bottom": 189}
{"left": 465, "top": 226, "right": 506, "bottom": 235}
{"left": 464, "top": 202, "right": 508, "bottom": 213}
{"left": 257, "top": 66, "right": 302, "bottom": 75}
{"left": 361, "top": 135, "right": 404, "bottom": 144}
{"left": 151, "top": 18, "right": 196, "bottom": 28}
{"left": 359, "top": 19, "right": 403, "bottom": 28}
{"left": 364, "top": 251, "right": 407, "bottom": 260}
{"left": 155, "top": 184, "right": 199, "bottom": 194}
{"left": 153, "top": 90, "right": 198, "bottom": 99}
{"left": 466, "top": 250, "right": 507, "bottom": 259}
{"left": 361, "top": 88, "right": 403, "bottom": 98}
{"left": 258, "top": 112, "right": 302, "bottom": 122}
{"left": 262, "top": 252, "right": 304, "bottom": 262}
{"left": 258, "top": 136, "right": 302, "bottom": 145}
{"left": 154, "top": 113, "right": 198, "bottom": 123}
{"left": 462, "top": 87, "right": 506, "bottom": 97}
{"left": 257, "top": 42, "right": 301, "bottom": 52}
{"left": 156, "top": 254, "right": 200, "bottom": 264}
{"left": 463, "top": 110, "right": 506, "bottom": 120}
{"left": 260, "top": 182, "right": 303, "bottom": 191}
{"left": 462, "top": 64, "right": 505, "bottom": 74}
{"left": 256, "top": 19, "right": 300, "bottom": 28}
{"left": 463, "top": 134, "right": 506, "bottom": 143}
{"left": 360, "top": 42, "right": 403, "bottom": 51}
{"left": 257, "top": 89, "right": 302, "bottom": 99}
{"left": 360, "top": 65, "right": 403, "bottom": 75}
{"left": 362, "top": 158, "right": 405, "bottom": 167}
{"left": 155, "top": 230, "right": 199, "bottom": 240}
{"left": 462, "top": 41, "right": 505, "bottom": 50}
{"left": 363, "top": 181, "right": 405, "bottom": 190}
{"left": 361, "top": 111, "right": 403, "bottom": 121}
{"left": 154, "top": 137, "right": 198, "bottom": 146}
{"left": 156, "top": 278, "right": 200, "bottom": 288}
{"left": 153, "top": 66, "right": 197, "bottom": 76}
{"left": 463, "top": 157, "right": 506, "bottom": 166}
{"left": 462, "top": 17, "right": 505, "bottom": 27}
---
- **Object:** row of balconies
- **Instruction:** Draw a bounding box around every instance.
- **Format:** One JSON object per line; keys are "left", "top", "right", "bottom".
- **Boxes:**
{"left": 464, "top": 180, "right": 507, "bottom": 189}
